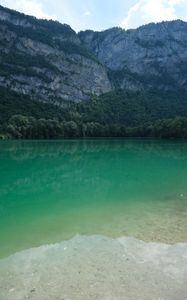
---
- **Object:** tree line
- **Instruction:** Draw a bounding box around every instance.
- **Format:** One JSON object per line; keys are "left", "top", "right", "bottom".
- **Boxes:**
{"left": 1, "top": 87, "right": 187, "bottom": 139}
{"left": 1, "top": 114, "right": 187, "bottom": 139}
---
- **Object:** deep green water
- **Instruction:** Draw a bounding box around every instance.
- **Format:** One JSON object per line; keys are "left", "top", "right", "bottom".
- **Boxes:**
{"left": 0, "top": 139, "right": 187, "bottom": 258}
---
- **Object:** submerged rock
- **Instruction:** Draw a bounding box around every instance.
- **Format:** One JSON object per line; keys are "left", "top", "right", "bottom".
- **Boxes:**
{"left": 0, "top": 235, "right": 186, "bottom": 300}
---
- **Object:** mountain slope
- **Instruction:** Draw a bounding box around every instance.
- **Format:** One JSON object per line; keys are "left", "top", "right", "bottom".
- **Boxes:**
{"left": 0, "top": 5, "right": 187, "bottom": 105}
{"left": 79, "top": 21, "right": 187, "bottom": 92}
{"left": 0, "top": 5, "right": 111, "bottom": 103}
{"left": 0, "top": 5, "right": 187, "bottom": 139}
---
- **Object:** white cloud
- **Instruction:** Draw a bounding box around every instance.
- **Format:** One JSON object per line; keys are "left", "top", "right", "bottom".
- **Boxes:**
{"left": 121, "top": 0, "right": 186, "bottom": 29}
{"left": 168, "top": 0, "right": 185, "bottom": 5}
{"left": 1, "top": 0, "right": 57, "bottom": 20}
{"left": 83, "top": 10, "right": 91, "bottom": 17}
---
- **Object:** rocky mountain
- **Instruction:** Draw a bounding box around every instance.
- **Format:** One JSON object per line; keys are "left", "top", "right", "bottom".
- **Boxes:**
{"left": 0, "top": 5, "right": 111, "bottom": 103}
{"left": 0, "top": 5, "right": 187, "bottom": 106}
{"left": 79, "top": 21, "right": 187, "bottom": 92}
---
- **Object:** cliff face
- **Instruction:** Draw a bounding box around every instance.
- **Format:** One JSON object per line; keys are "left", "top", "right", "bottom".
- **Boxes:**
{"left": 0, "top": 6, "right": 111, "bottom": 103}
{"left": 0, "top": 5, "right": 187, "bottom": 105}
{"left": 79, "top": 21, "right": 187, "bottom": 92}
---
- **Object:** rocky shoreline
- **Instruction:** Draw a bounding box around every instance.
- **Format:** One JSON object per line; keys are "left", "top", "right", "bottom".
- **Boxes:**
{"left": 0, "top": 235, "right": 187, "bottom": 300}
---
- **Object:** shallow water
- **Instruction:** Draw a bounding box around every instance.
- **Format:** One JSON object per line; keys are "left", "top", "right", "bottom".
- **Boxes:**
{"left": 1, "top": 235, "right": 187, "bottom": 300}
{"left": 0, "top": 139, "right": 187, "bottom": 258}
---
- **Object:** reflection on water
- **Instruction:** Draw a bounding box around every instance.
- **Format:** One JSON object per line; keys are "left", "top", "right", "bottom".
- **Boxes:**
{"left": 1, "top": 139, "right": 187, "bottom": 160}
{"left": 0, "top": 139, "right": 187, "bottom": 258}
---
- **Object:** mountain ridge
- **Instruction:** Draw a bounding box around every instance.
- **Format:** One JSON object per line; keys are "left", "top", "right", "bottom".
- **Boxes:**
{"left": 0, "top": 5, "right": 187, "bottom": 139}
{"left": 0, "top": 5, "right": 187, "bottom": 105}
{"left": 0, "top": 4, "right": 185, "bottom": 32}
{"left": 0, "top": 5, "right": 111, "bottom": 103}
{"left": 79, "top": 19, "right": 187, "bottom": 92}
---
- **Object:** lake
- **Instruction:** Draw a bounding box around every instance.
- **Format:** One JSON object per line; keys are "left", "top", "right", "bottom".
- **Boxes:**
{"left": 0, "top": 139, "right": 187, "bottom": 258}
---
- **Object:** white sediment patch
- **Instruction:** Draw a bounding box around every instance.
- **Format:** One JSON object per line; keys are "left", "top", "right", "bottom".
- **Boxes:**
{"left": 0, "top": 235, "right": 187, "bottom": 300}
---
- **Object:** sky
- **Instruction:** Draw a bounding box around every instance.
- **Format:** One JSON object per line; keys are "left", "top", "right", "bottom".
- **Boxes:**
{"left": 0, "top": 0, "right": 187, "bottom": 32}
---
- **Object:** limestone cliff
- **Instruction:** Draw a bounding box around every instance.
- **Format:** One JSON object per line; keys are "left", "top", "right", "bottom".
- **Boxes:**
{"left": 79, "top": 21, "right": 187, "bottom": 92}
{"left": 0, "top": 4, "right": 187, "bottom": 105}
{"left": 0, "top": 5, "right": 111, "bottom": 103}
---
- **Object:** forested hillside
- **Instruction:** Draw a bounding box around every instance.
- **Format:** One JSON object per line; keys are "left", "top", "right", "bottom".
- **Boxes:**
{"left": 1, "top": 87, "right": 187, "bottom": 139}
{"left": 0, "top": 5, "right": 187, "bottom": 139}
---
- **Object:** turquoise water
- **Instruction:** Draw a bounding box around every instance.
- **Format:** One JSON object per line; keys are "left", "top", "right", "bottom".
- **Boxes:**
{"left": 0, "top": 139, "right": 187, "bottom": 258}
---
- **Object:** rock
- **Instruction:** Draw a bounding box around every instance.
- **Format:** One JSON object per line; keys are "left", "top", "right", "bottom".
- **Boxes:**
{"left": 0, "top": 4, "right": 187, "bottom": 104}
{"left": 79, "top": 21, "right": 187, "bottom": 92}
{"left": 0, "top": 5, "right": 112, "bottom": 103}
{"left": 0, "top": 235, "right": 186, "bottom": 300}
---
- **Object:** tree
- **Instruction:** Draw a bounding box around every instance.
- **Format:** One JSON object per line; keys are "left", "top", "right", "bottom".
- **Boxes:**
{"left": 63, "top": 121, "right": 79, "bottom": 138}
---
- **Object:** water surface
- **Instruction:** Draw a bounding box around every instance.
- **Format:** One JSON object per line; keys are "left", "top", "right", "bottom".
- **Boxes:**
{"left": 0, "top": 139, "right": 187, "bottom": 258}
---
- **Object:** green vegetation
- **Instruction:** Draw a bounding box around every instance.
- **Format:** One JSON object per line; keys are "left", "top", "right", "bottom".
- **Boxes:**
{"left": 0, "top": 87, "right": 66, "bottom": 123}
{"left": 0, "top": 87, "right": 187, "bottom": 139}
{"left": 77, "top": 90, "right": 187, "bottom": 126}
{"left": 0, "top": 5, "right": 76, "bottom": 38}
{"left": 3, "top": 114, "right": 187, "bottom": 139}
{"left": 56, "top": 41, "right": 99, "bottom": 62}
{"left": 0, "top": 9, "right": 98, "bottom": 63}
{"left": 108, "top": 67, "right": 179, "bottom": 90}
{"left": 0, "top": 51, "right": 57, "bottom": 71}
{"left": 0, "top": 50, "right": 60, "bottom": 82}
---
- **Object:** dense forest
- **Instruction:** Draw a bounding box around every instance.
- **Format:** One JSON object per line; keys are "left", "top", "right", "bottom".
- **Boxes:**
{"left": 0, "top": 87, "right": 187, "bottom": 139}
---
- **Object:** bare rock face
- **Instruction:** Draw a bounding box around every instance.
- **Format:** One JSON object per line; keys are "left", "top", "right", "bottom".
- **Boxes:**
{"left": 79, "top": 21, "right": 187, "bottom": 92}
{"left": 0, "top": 6, "right": 112, "bottom": 103}
{"left": 0, "top": 4, "right": 187, "bottom": 104}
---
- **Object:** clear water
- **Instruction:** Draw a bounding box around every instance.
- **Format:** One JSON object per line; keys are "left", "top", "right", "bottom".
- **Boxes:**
{"left": 0, "top": 139, "right": 187, "bottom": 258}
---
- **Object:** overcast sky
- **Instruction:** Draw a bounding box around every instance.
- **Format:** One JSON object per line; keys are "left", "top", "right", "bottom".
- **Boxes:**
{"left": 0, "top": 0, "right": 187, "bottom": 32}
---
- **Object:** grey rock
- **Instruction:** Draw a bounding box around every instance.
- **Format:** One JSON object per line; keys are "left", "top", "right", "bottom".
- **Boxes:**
{"left": 0, "top": 5, "right": 112, "bottom": 103}
{"left": 0, "top": 235, "right": 186, "bottom": 300}
{"left": 0, "top": 4, "right": 187, "bottom": 104}
{"left": 79, "top": 20, "right": 187, "bottom": 91}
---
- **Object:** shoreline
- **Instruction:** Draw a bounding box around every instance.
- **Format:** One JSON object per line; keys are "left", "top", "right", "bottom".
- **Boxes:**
{"left": 0, "top": 234, "right": 187, "bottom": 300}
